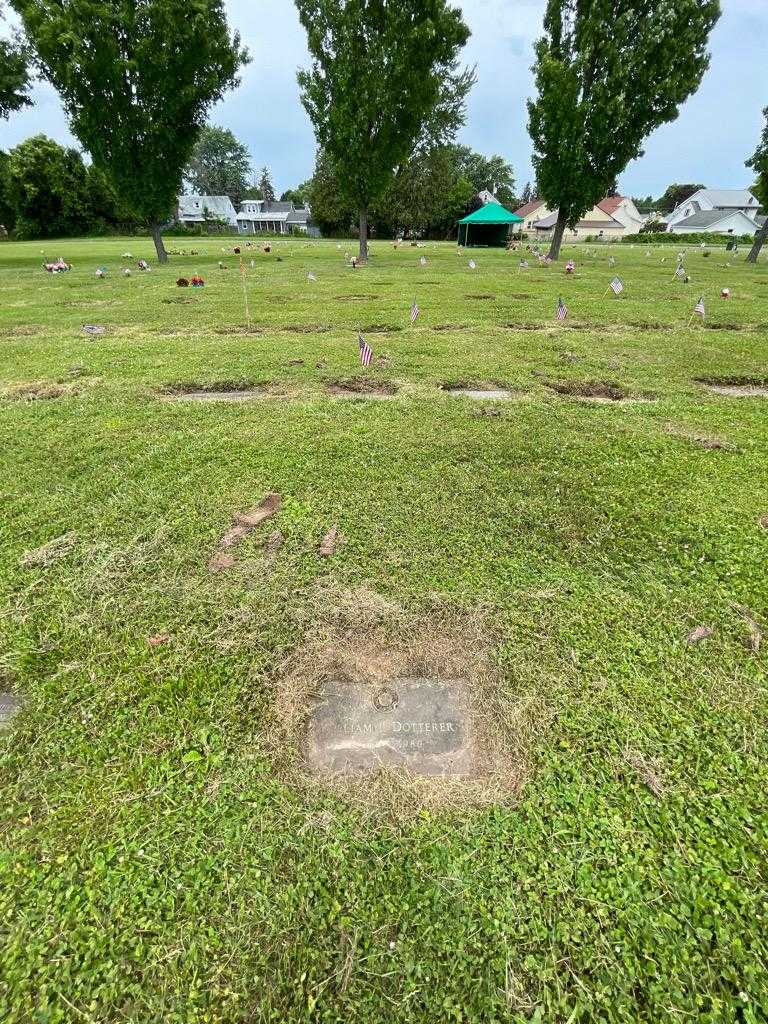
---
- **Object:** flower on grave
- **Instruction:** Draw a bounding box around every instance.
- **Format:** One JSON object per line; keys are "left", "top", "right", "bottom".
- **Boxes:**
{"left": 721, "top": 288, "right": 730, "bottom": 298}
{"left": 191, "top": 275, "right": 205, "bottom": 287}
{"left": 176, "top": 277, "right": 190, "bottom": 288}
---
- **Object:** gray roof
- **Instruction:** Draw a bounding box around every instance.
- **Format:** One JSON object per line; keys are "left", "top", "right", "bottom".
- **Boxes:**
{"left": 177, "top": 194, "right": 237, "bottom": 224}
{"left": 533, "top": 211, "right": 621, "bottom": 230}
{"left": 672, "top": 209, "right": 754, "bottom": 229}
{"left": 691, "top": 189, "right": 759, "bottom": 209}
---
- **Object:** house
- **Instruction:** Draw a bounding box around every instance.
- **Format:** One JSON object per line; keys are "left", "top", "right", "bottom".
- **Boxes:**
{"left": 177, "top": 195, "right": 238, "bottom": 228}
{"left": 236, "top": 200, "right": 319, "bottom": 237}
{"left": 513, "top": 196, "right": 644, "bottom": 239}
{"left": 513, "top": 198, "right": 554, "bottom": 232}
{"left": 667, "top": 189, "right": 762, "bottom": 233}
{"left": 476, "top": 189, "right": 499, "bottom": 205}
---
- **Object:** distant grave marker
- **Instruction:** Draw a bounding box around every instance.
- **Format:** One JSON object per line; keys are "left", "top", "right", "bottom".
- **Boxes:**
{"left": 0, "top": 693, "right": 21, "bottom": 730}
{"left": 306, "top": 678, "right": 473, "bottom": 775}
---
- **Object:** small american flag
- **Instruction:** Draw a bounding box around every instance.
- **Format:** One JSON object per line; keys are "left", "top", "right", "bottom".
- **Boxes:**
{"left": 83, "top": 324, "right": 106, "bottom": 335}
{"left": 694, "top": 296, "right": 706, "bottom": 318}
{"left": 420, "top": 256, "right": 427, "bottom": 267}
{"left": 519, "top": 259, "right": 529, "bottom": 269}
{"left": 308, "top": 271, "right": 317, "bottom": 282}
{"left": 358, "top": 331, "right": 373, "bottom": 367}
{"left": 468, "top": 259, "right": 476, "bottom": 269}
{"left": 410, "top": 298, "right": 420, "bottom": 323}
{"left": 556, "top": 296, "right": 568, "bottom": 321}
{"left": 609, "top": 255, "right": 616, "bottom": 266}
{"left": 675, "top": 266, "right": 686, "bottom": 280}
{"left": 610, "top": 276, "right": 624, "bottom": 295}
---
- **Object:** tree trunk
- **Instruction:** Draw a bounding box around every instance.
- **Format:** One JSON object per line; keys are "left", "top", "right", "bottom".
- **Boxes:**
{"left": 358, "top": 207, "right": 369, "bottom": 262}
{"left": 150, "top": 223, "right": 168, "bottom": 264}
{"left": 746, "top": 218, "right": 768, "bottom": 264}
{"left": 547, "top": 210, "right": 568, "bottom": 260}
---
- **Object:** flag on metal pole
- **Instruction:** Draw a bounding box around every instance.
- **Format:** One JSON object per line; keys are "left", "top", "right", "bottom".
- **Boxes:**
{"left": 410, "top": 298, "right": 420, "bottom": 324}
{"left": 610, "top": 276, "right": 624, "bottom": 295}
{"left": 556, "top": 296, "right": 568, "bottom": 321}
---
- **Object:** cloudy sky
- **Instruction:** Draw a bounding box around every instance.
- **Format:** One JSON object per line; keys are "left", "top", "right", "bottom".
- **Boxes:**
{"left": 1, "top": 0, "right": 765, "bottom": 201}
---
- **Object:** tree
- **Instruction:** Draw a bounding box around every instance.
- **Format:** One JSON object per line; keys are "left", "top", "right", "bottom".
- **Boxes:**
{"left": 520, "top": 181, "right": 533, "bottom": 205}
{"left": 281, "top": 184, "right": 311, "bottom": 206}
{"left": 13, "top": 0, "right": 247, "bottom": 261}
{"left": 295, "top": 0, "right": 472, "bottom": 261}
{"left": 0, "top": 4, "right": 31, "bottom": 118}
{"left": 527, "top": 0, "right": 720, "bottom": 259}
{"left": 6, "top": 134, "right": 92, "bottom": 238}
{"left": 746, "top": 107, "right": 768, "bottom": 264}
{"left": 259, "top": 166, "right": 276, "bottom": 204}
{"left": 451, "top": 146, "right": 516, "bottom": 208}
{"left": 305, "top": 149, "right": 356, "bottom": 236}
{"left": 0, "top": 150, "right": 15, "bottom": 231}
{"left": 655, "top": 183, "right": 706, "bottom": 213}
{"left": 184, "top": 125, "right": 251, "bottom": 207}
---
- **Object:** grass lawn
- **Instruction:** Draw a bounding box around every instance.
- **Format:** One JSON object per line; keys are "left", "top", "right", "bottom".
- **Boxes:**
{"left": 1, "top": 235, "right": 767, "bottom": 1023}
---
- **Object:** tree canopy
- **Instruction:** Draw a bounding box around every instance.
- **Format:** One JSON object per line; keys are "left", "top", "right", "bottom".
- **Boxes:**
{"left": 528, "top": 0, "right": 720, "bottom": 258}
{"left": 12, "top": 0, "right": 247, "bottom": 260}
{"left": 0, "top": 4, "right": 31, "bottom": 118}
{"left": 746, "top": 106, "right": 768, "bottom": 264}
{"left": 656, "top": 183, "right": 707, "bottom": 213}
{"left": 295, "top": 0, "right": 473, "bottom": 260}
{"left": 184, "top": 125, "right": 251, "bottom": 207}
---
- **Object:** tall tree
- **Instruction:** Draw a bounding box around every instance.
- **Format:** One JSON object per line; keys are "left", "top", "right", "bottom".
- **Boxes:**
{"left": 655, "top": 183, "right": 706, "bottom": 213}
{"left": 295, "top": 0, "right": 472, "bottom": 261}
{"left": 259, "top": 166, "right": 276, "bottom": 204}
{"left": 451, "top": 146, "right": 516, "bottom": 208}
{"left": 527, "top": 0, "right": 720, "bottom": 259}
{"left": 520, "top": 181, "right": 533, "bottom": 206}
{"left": 0, "top": 3, "right": 31, "bottom": 118}
{"left": 746, "top": 107, "right": 768, "bottom": 265}
{"left": 184, "top": 125, "right": 251, "bottom": 207}
{"left": 13, "top": 0, "right": 247, "bottom": 262}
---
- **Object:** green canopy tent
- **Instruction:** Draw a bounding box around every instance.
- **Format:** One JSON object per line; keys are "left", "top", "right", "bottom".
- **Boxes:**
{"left": 457, "top": 201, "right": 523, "bottom": 247}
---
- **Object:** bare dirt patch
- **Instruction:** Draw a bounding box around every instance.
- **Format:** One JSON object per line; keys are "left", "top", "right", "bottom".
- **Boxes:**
{"left": 325, "top": 377, "right": 397, "bottom": 399}
{"left": 333, "top": 293, "right": 380, "bottom": 301}
{"left": 20, "top": 532, "right": 78, "bottom": 568}
{"left": 665, "top": 424, "right": 736, "bottom": 450}
{"left": 4, "top": 380, "right": 71, "bottom": 401}
{"left": 544, "top": 379, "right": 653, "bottom": 403}
{"left": 465, "top": 293, "right": 496, "bottom": 300}
{"left": 432, "top": 323, "right": 468, "bottom": 332}
{"left": 507, "top": 293, "right": 532, "bottom": 300}
{"left": 696, "top": 377, "right": 768, "bottom": 398}
{"left": 0, "top": 325, "right": 43, "bottom": 337}
{"left": 262, "top": 586, "right": 533, "bottom": 810}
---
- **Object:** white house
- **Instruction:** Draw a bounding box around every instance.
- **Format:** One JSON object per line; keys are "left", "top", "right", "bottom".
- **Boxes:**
{"left": 477, "top": 189, "right": 499, "bottom": 205}
{"left": 667, "top": 189, "right": 762, "bottom": 233}
{"left": 236, "top": 200, "right": 319, "bottom": 236}
{"left": 177, "top": 195, "right": 238, "bottom": 228}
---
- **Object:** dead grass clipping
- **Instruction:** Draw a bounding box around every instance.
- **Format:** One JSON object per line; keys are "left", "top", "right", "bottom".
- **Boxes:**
{"left": 260, "top": 584, "right": 538, "bottom": 813}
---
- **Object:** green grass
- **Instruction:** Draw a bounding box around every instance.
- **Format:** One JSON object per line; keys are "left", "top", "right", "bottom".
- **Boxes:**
{"left": 1, "top": 235, "right": 767, "bottom": 1023}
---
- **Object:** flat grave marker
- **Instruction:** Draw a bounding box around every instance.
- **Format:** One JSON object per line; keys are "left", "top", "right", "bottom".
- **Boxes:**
{"left": 0, "top": 693, "right": 21, "bottom": 730}
{"left": 306, "top": 678, "right": 473, "bottom": 776}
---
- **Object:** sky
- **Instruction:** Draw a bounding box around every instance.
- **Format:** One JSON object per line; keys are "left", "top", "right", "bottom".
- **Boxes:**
{"left": 1, "top": 0, "right": 765, "bottom": 201}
